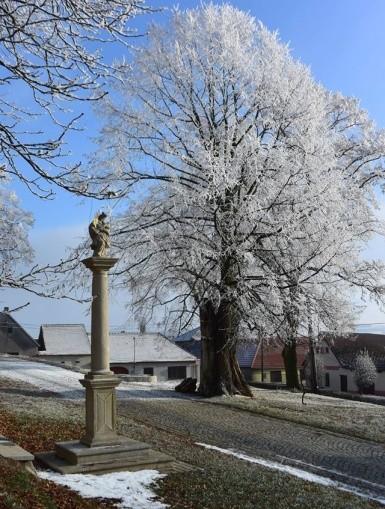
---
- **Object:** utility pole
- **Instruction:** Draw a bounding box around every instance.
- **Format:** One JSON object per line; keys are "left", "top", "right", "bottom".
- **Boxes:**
{"left": 261, "top": 336, "right": 264, "bottom": 383}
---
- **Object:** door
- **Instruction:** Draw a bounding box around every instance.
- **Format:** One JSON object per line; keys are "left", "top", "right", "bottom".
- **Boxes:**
{"left": 340, "top": 374, "right": 348, "bottom": 392}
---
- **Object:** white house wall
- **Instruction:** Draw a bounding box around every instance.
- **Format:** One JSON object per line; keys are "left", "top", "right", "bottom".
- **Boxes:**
{"left": 317, "top": 339, "right": 385, "bottom": 395}
{"left": 38, "top": 354, "right": 91, "bottom": 370}
{"left": 110, "top": 361, "right": 198, "bottom": 381}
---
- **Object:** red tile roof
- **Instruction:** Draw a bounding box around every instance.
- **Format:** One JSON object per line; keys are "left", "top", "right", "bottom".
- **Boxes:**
{"left": 252, "top": 337, "right": 309, "bottom": 369}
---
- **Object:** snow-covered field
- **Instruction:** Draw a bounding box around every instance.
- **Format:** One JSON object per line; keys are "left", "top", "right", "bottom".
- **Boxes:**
{"left": 0, "top": 356, "right": 191, "bottom": 400}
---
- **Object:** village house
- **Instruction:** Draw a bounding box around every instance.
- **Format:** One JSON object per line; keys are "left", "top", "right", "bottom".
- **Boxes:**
{"left": 250, "top": 338, "right": 309, "bottom": 384}
{"left": 0, "top": 308, "right": 38, "bottom": 356}
{"left": 37, "top": 325, "right": 198, "bottom": 381}
{"left": 175, "top": 328, "right": 310, "bottom": 384}
{"left": 316, "top": 333, "right": 385, "bottom": 395}
{"left": 109, "top": 332, "right": 198, "bottom": 380}
{"left": 37, "top": 324, "right": 91, "bottom": 369}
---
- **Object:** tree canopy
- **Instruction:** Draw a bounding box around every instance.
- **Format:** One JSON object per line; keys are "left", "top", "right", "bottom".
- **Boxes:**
{"left": 80, "top": 4, "right": 385, "bottom": 394}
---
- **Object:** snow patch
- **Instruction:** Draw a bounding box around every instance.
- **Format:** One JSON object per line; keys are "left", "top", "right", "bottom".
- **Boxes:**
{"left": 38, "top": 469, "right": 168, "bottom": 509}
{"left": 196, "top": 442, "right": 385, "bottom": 506}
{"left": 0, "top": 357, "right": 191, "bottom": 400}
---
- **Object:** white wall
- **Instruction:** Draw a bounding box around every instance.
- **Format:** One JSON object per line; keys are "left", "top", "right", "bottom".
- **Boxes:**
{"left": 110, "top": 361, "right": 198, "bottom": 381}
{"left": 38, "top": 354, "right": 91, "bottom": 370}
{"left": 316, "top": 339, "right": 385, "bottom": 395}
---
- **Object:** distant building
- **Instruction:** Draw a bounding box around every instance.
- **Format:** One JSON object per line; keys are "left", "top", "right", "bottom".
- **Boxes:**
{"left": 251, "top": 338, "right": 309, "bottom": 384}
{"left": 109, "top": 332, "right": 198, "bottom": 381}
{"left": 0, "top": 308, "right": 38, "bottom": 356}
{"left": 317, "top": 333, "right": 385, "bottom": 395}
{"left": 175, "top": 328, "right": 310, "bottom": 384}
{"left": 37, "top": 324, "right": 91, "bottom": 369}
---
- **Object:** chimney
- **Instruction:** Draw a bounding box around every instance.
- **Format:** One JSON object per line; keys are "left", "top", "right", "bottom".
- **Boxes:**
{"left": 3, "top": 307, "right": 9, "bottom": 313}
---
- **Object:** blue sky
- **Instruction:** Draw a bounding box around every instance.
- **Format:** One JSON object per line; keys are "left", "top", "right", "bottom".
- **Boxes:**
{"left": 2, "top": 0, "right": 385, "bottom": 335}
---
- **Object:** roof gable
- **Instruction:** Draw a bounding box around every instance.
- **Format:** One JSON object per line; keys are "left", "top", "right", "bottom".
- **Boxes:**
{"left": 39, "top": 324, "right": 90, "bottom": 355}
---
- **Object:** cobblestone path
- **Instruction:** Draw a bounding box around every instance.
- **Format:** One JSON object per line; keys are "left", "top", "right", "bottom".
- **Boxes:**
{"left": 118, "top": 397, "right": 385, "bottom": 496}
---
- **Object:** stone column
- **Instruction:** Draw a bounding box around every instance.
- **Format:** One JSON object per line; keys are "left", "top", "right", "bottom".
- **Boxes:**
{"left": 80, "top": 256, "right": 121, "bottom": 447}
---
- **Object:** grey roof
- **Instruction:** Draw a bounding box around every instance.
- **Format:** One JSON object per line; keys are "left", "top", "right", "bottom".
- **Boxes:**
{"left": 175, "top": 327, "right": 201, "bottom": 342}
{"left": 177, "top": 339, "right": 201, "bottom": 359}
{"left": 324, "top": 333, "right": 385, "bottom": 371}
{"left": 38, "top": 324, "right": 90, "bottom": 355}
{"left": 110, "top": 332, "right": 197, "bottom": 363}
{"left": 0, "top": 312, "right": 38, "bottom": 346}
{"left": 237, "top": 344, "right": 258, "bottom": 368}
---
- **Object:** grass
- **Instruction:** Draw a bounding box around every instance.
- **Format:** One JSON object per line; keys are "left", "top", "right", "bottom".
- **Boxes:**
{"left": 0, "top": 376, "right": 383, "bottom": 509}
{"left": 0, "top": 408, "right": 116, "bottom": 509}
{"left": 207, "top": 388, "right": 385, "bottom": 443}
{"left": 0, "top": 457, "right": 117, "bottom": 509}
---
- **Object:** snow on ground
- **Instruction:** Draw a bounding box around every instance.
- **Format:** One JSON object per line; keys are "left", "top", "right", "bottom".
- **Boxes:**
{"left": 196, "top": 443, "right": 385, "bottom": 506}
{"left": 0, "top": 356, "right": 191, "bottom": 400}
{"left": 38, "top": 469, "right": 168, "bottom": 509}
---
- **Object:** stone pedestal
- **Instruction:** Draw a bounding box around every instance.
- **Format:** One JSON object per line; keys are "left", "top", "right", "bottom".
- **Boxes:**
{"left": 37, "top": 255, "right": 184, "bottom": 474}
{"left": 80, "top": 374, "right": 121, "bottom": 447}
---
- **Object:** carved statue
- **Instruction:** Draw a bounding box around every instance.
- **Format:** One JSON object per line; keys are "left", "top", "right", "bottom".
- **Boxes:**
{"left": 89, "top": 212, "right": 110, "bottom": 257}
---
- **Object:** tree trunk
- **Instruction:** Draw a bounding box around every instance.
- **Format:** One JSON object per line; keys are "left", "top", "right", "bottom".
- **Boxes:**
{"left": 309, "top": 338, "right": 319, "bottom": 393}
{"left": 282, "top": 339, "right": 300, "bottom": 389}
{"left": 198, "top": 300, "right": 252, "bottom": 398}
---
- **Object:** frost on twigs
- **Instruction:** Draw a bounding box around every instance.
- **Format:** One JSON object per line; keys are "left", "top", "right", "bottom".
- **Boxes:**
{"left": 0, "top": 0, "right": 150, "bottom": 198}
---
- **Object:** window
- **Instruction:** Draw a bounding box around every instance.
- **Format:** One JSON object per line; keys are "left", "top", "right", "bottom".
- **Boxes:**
{"left": 270, "top": 370, "right": 282, "bottom": 383}
{"left": 7, "top": 325, "right": 13, "bottom": 334}
{"left": 325, "top": 373, "right": 330, "bottom": 387}
{"left": 143, "top": 367, "right": 154, "bottom": 376}
{"left": 325, "top": 347, "right": 329, "bottom": 353}
{"left": 168, "top": 366, "right": 186, "bottom": 380}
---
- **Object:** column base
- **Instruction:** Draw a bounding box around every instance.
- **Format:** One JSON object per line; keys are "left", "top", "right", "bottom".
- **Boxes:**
{"left": 36, "top": 436, "right": 190, "bottom": 475}
{"left": 80, "top": 373, "right": 121, "bottom": 446}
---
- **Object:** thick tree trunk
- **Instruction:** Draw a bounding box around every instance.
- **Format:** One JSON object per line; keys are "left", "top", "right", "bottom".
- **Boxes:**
{"left": 198, "top": 300, "right": 253, "bottom": 398}
{"left": 282, "top": 339, "right": 300, "bottom": 389}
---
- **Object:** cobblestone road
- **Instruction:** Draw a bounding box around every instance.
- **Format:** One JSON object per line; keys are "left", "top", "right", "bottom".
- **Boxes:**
{"left": 118, "top": 397, "right": 385, "bottom": 496}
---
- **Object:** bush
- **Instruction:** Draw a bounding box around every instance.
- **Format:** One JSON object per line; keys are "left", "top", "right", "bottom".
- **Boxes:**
{"left": 353, "top": 350, "right": 377, "bottom": 393}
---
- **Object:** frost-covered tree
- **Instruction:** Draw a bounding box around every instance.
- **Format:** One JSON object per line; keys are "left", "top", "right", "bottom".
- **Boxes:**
{"left": 264, "top": 188, "right": 385, "bottom": 388}
{"left": 354, "top": 350, "right": 377, "bottom": 393}
{"left": 0, "top": 0, "right": 151, "bottom": 292}
{"left": 0, "top": 0, "right": 148, "bottom": 197}
{"left": 88, "top": 4, "right": 385, "bottom": 396}
{"left": 0, "top": 175, "right": 33, "bottom": 288}
{"left": 0, "top": 170, "right": 78, "bottom": 295}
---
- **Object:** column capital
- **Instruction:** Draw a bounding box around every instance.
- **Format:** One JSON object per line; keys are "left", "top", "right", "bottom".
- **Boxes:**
{"left": 81, "top": 256, "right": 118, "bottom": 272}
